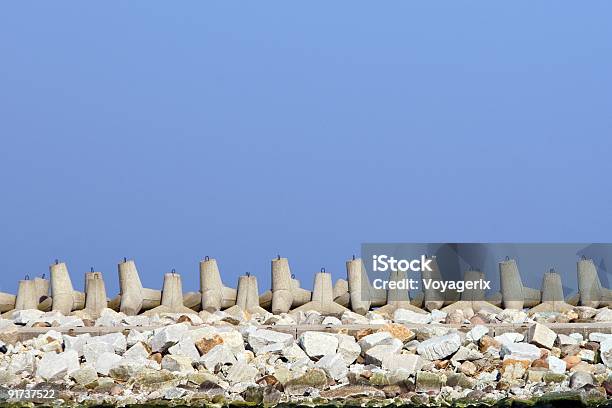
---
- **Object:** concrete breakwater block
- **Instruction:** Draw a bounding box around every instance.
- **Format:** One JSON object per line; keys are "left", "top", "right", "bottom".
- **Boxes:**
{"left": 51, "top": 261, "right": 85, "bottom": 314}
{"left": 225, "top": 274, "right": 268, "bottom": 317}
{"left": 529, "top": 270, "right": 574, "bottom": 314}
{"left": 578, "top": 258, "right": 612, "bottom": 308}
{"left": 118, "top": 259, "right": 161, "bottom": 315}
{"left": 499, "top": 258, "right": 541, "bottom": 310}
{"left": 200, "top": 257, "right": 237, "bottom": 313}
{"left": 145, "top": 271, "right": 196, "bottom": 316}
{"left": 271, "top": 257, "right": 310, "bottom": 314}
{"left": 441, "top": 270, "right": 503, "bottom": 314}
{"left": 290, "top": 270, "right": 349, "bottom": 316}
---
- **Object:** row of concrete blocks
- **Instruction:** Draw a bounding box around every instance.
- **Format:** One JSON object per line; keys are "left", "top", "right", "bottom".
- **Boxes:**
{"left": 0, "top": 256, "right": 610, "bottom": 318}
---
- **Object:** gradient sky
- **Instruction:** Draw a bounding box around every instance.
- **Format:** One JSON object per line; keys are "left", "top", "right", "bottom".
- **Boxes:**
{"left": 1, "top": 2, "right": 611, "bottom": 296}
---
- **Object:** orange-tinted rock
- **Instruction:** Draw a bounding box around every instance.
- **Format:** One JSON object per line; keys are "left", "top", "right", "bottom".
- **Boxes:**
{"left": 563, "top": 355, "right": 581, "bottom": 370}
{"left": 479, "top": 335, "right": 501, "bottom": 352}
{"left": 377, "top": 323, "right": 415, "bottom": 342}
{"left": 195, "top": 335, "right": 224, "bottom": 355}
{"left": 531, "top": 358, "right": 549, "bottom": 369}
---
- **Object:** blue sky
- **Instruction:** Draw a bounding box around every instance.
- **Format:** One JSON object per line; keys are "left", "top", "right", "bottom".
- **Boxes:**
{"left": 1, "top": 2, "right": 611, "bottom": 296}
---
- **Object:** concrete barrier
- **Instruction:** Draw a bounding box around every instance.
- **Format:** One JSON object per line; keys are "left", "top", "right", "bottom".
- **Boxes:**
{"left": 271, "top": 256, "right": 310, "bottom": 314}
{"left": 226, "top": 274, "right": 269, "bottom": 317}
{"left": 118, "top": 259, "right": 161, "bottom": 315}
{"left": 290, "top": 270, "right": 348, "bottom": 316}
{"left": 528, "top": 270, "right": 574, "bottom": 314}
{"left": 346, "top": 257, "right": 371, "bottom": 315}
{"left": 499, "top": 258, "right": 541, "bottom": 310}
{"left": 578, "top": 258, "right": 612, "bottom": 308}
{"left": 376, "top": 268, "right": 427, "bottom": 316}
{"left": 200, "top": 257, "right": 237, "bottom": 313}
{"left": 145, "top": 271, "right": 196, "bottom": 315}
{"left": 441, "top": 270, "right": 503, "bottom": 314}
{"left": 50, "top": 261, "right": 85, "bottom": 314}
{"left": 83, "top": 271, "right": 107, "bottom": 318}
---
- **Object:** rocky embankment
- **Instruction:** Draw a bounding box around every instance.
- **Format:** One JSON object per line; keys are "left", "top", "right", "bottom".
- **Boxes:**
{"left": 1, "top": 307, "right": 612, "bottom": 406}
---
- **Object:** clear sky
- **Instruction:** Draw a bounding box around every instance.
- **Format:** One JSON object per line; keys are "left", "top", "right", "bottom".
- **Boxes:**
{"left": 1, "top": 2, "right": 611, "bottom": 296}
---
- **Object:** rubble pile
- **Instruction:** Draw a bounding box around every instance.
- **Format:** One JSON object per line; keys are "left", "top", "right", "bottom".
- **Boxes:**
{"left": 0, "top": 306, "right": 611, "bottom": 406}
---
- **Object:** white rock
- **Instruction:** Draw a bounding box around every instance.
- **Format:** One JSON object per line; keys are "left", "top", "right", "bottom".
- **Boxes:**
{"left": 358, "top": 331, "right": 394, "bottom": 353}
{"left": 430, "top": 310, "right": 447, "bottom": 322}
{"left": 578, "top": 349, "right": 595, "bottom": 362}
{"left": 151, "top": 323, "right": 190, "bottom": 352}
{"left": 8, "top": 352, "right": 36, "bottom": 375}
{"left": 169, "top": 337, "right": 200, "bottom": 361}
{"left": 451, "top": 346, "right": 484, "bottom": 361}
{"left": 600, "top": 338, "right": 612, "bottom": 368}
{"left": 494, "top": 332, "right": 524, "bottom": 346}
{"left": 416, "top": 333, "right": 461, "bottom": 360}
{"left": 37, "top": 350, "right": 79, "bottom": 380}
{"left": 127, "top": 329, "right": 150, "bottom": 347}
{"left": 558, "top": 334, "right": 579, "bottom": 345}
{"left": 12, "top": 309, "right": 44, "bottom": 325}
{"left": 200, "top": 345, "right": 236, "bottom": 370}
{"left": 83, "top": 341, "right": 115, "bottom": 365}
{"left": 247, "top": 329, "right": 293, "bottom": 354}
{"left": 547, "top": 355, "right": 566, "bottom": 374}
{"left": 527, "top": 323, "right": 556, "bottom": 349}
{"left": 365, "top": 339, "right": 403, "bottom": 365}
{"left": 382, "top": 354, "right": 423, "bottom": 374}
{"left": 218, "top": 330, "right": 245, "bottom": 355}
{"left": 500, "top": 343, "right": 541, "bottom": 362}
{"left": 336, "top": 334, "right": 361, "bottom": 365}
{"left": 466, "top": 325, "right": 489, "bottom": 342}
{"left": 589, "top": 332, "right": 612, "bottom": 343}
{"left": 299, "top": 332, "right": 338, "bottom": 358}
{"left": 340, "top": 310, "right": 369, "bottom": 324}
{"left": 282, "top": 343, "right": 309, "bottom": 362}
{"left": 63, "top": 333, "right": 91, "bottom": 357}
{"left": 594, "top": 308, "right": 612, "bottom": 322}
{"left": 226, "top": 361, "right": 258, "bottom": 383}
{"left": 321, "top": 316, "right": 342, "bottom": 325}
{"left": 393, "top": 309, "right": 432, "bottom": 324}
{"left": 96, "top": 332, "right": 127, "bottom": 353}
{"left": 569, "top": 333, "right": 584, "bottom": 342}
{"left": 315, "top": 353, "right": 348, "bottom": 380}
{"left": 123, "top": 341, "right": 151, "bottom": 361}
{"left": 162, "top": 354, "right": 195, "bottom": 374}
{"left": 94, "top": 351, "right": 122, "bottom": 375}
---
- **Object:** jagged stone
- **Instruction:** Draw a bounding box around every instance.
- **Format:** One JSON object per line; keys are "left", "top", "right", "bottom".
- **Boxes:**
{"left": 382, "top": 353, "right": 423, "bottom": 374}
{"left": 94, "top": 351, "right": 122, "bottom": 375}
{"left": 169, "top": 337, "right": 200, "bottom": 361}
{"left": 393, "top": 308, "right": 431, "bottom": 324}
{"left": 364, "top": 339, "right": 403, "bottom": 365}
{"left": 226, "top": 361, "right": 258, "bottom": 383}
{"left": 417, "top": 332, "right": 461, "bottom": 360}
{"left": 36, "top": 350, "right": 79, "bottom": 380}
{"left": 200, "top": 344, "right": 236, "bottom": 370}
{"left": 248, "top": 329, "right": 293, "bottom": 354}
{"left": 358, "top": 331, "right": 395, "bottom": 353}
{"left": 500, "top": 343, "right": 541, "bottom": 362}
{"left": 150, "top": 323, "right": 190, "bottom": 352}
{"left": 162, "top": 354, "right": 195, "bottom": 374}
{"left": 315, "top": 353, "right": 348, "bottom": 380}
{"left": 527, "top": 323, "right": 557, "bottom": 349}
{"left": 336, "top": 334, "right": 360, "bottom": 365}
{"left": 416, "top": 372, "right": 443, "bottom": 393}
{"left": 299, "top": 332, "right": 338, "bottom": 357}
{"left": 466, "top": 325, "right": 489, "bottom": 342}
{"left": 71, "top": 366, "right": 98, "bottom": 386}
